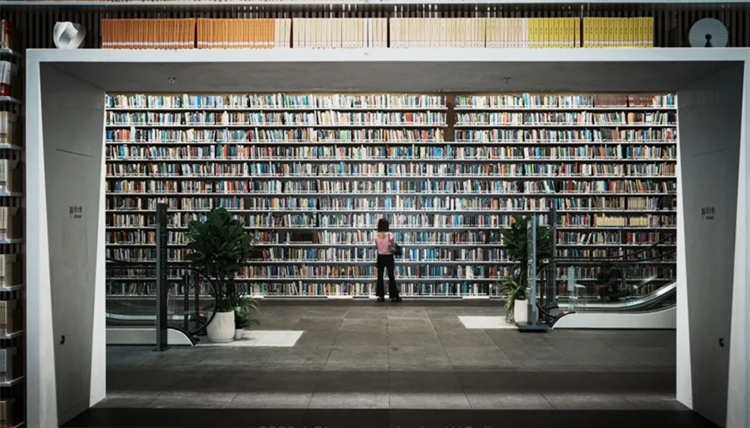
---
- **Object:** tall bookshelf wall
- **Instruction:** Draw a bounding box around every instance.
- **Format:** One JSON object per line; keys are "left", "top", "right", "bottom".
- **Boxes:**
{"left": 104, "top": 92, "right": 678, "bottom": 298}
{"left": 0, "top": 23, "right": 26, "bottom": 427}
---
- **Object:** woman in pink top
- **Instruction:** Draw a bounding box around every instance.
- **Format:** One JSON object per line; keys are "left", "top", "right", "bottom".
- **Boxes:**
{"left": 374, "top": 218, "right": 401, "bottom": 302}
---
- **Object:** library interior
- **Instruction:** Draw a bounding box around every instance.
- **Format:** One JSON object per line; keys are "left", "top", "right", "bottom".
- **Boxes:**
{"left": 0, "top": 3, "right": 749, "bottom": 428}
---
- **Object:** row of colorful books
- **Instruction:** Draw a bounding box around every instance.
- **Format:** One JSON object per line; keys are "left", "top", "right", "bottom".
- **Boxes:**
{"left": 101, "top": 17, "right": 655, "bottom": 49}
{"left": 106, "top": 93, "right": 672, "bottom": 110}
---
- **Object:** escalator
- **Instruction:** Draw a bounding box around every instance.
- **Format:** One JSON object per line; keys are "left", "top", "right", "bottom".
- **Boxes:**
{"left": 558, "top": 280, "right": 675, "bottom": 312}
{"left": 551, "top": 281, "right": 676, "bottom": 329}
{"left": 105, "top": 258, "right": 218, "bottom": 345}
{"left": 537, "top": 232, "right": 678, "bottom": 329}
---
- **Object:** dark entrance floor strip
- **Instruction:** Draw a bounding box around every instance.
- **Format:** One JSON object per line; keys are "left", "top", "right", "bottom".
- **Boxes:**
{"left": 65, "top": 408, "right": 719, "bottom": 428}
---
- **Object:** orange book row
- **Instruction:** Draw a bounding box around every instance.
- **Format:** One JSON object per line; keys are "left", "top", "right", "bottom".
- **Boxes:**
{"left": 102, "top": 19, "right": 195, "bottom": 49}
{"left": 102, "top": 18, "right": 291, "bottom": 49}
{"left": 197, "top": 19, "right": 291, "bottom": 49}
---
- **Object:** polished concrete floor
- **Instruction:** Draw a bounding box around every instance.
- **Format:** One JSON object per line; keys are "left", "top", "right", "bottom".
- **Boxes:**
{"left": 69, "top": 302, "right": 716, "bottom": 428}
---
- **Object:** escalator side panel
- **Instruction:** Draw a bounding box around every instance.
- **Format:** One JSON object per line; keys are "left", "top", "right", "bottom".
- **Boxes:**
{"left": 552, "top": 305, "right": 676, "bottom": 329}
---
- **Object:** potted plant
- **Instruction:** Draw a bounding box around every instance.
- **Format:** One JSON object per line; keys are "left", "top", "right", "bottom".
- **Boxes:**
{"left": 500, "top": 214, "right": 552, "bottom": 323}
{"left": 500, "top": 275, "right": 527, "bottom": 323}
{"left": 232, "top": 293, "right": 260, "bottom": 340}
{"left": 187, "top": 208, "right": 254, "bottom": 342}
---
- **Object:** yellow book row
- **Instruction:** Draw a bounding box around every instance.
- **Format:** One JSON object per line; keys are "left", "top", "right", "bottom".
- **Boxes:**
{"left": 101, "top": 17, "right": 655, "bottom": 49}
{"left": 102, "top": 19, "right": 195, "bottom": 49}
{"left": 197, "top": 19, "right": 291, "bottom": 49}
{"left": 487, "top": 18, "right": 580, "bottom": 48}
{"left": 583, "top": 18, "right": 654, "bottom": 48}
{"left": 293, "top": 18, "right": 387, "bottom": 49}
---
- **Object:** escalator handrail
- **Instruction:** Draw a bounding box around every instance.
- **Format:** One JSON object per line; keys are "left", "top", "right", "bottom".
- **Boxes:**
{"left": 557, "top": 281, "right": 676, "bottom": 311}
{"left": 529, "top": 230, "right": 675, "bottom": 325}
{"left": 106, "top": 257, "right": 218, "bottom": 336}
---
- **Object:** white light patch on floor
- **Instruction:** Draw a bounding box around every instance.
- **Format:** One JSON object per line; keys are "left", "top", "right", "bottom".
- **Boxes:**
{"left": 199, "top": 330, "right": 304, "bottom": 347}
{"left": 459, "top": 316, "right": 516, "bottom": 329}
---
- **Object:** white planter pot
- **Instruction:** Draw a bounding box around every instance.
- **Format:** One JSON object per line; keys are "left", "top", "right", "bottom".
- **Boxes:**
{"left": 234, "top": 329, "right": 244, "bottom": 340}
{"left": 514, "top": 299, "right": 529, "bottom": 324}
{"left": 207, "top": 311, "right": 235, "bottom": 343}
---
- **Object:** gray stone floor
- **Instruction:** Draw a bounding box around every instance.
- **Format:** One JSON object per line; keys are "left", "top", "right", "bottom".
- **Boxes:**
{"left": 102, "top": 302, "right": 680, "bottom": 411}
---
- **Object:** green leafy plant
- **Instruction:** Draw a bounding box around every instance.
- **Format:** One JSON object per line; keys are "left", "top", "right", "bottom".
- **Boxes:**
{"left": 500, "top": 275, "right": 525, "bottom": 322}
{"left": 231, "top": 293, "right": 261, "bottom": 329}
{"left": 500, "top": 214, "right": 552, "bottom": 287}
{"left": 186, "top": 208, "right": 254, "bottom": 312}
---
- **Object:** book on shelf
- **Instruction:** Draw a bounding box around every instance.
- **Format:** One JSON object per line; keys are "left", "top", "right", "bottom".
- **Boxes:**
{"left": 0, "top": 112, "right": 16, "bottom": 146}
{"left": 0, "top": 161, "right": 19, "bottom": 193}
{"left": 0, "top": 347, "right": 17, "bottom": 382}
{"left": 0, "top": 398, "right": 17, "bottom": 428}
{"left": 0, "top": 61, "right": 11, "bottom": 97}
{"left": 0, "top": 208, "right": 19, "bottom": 242}
{"left": 101, "top": 19, "right": 196, "bottom": 49}
{"left": 0, "top": 255, "right": 20, "bottom": 288}
{"left": 0, "top": 300, "right": 19, "bottom": 335}
{"left": 0, "top": 20, "right": 11, "bottom": 50}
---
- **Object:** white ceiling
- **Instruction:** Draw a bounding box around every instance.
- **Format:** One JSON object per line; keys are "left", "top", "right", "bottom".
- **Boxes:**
{"left": 48, "top": 60, "right": 739, "bottom": 93}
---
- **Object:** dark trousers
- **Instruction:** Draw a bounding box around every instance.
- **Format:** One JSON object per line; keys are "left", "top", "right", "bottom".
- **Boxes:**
{"left": 376, "top": 254, "right": 399, "bottom": 298}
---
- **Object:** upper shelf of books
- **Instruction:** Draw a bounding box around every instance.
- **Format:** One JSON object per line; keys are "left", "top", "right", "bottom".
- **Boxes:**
{"left": 6, "top": 0, "right": 750, "bottom": 6}
{"left": 105, "top": 93, "right": 675, "bottom": 110}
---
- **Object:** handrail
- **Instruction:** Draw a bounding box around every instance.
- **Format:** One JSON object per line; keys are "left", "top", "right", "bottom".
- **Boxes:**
{"left": 105, "top": 256, "right": 218, "bottom": 336}
{"left": 530, "top": 228, "right": 676, "bottom": 325}
{"left": 558, "top": 281, "right": 676, "bottom": 311}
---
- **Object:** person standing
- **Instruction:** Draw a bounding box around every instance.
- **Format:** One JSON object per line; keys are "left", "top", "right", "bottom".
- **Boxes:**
{"left": 374, "top": 218, "right": 401, "bottom": 302}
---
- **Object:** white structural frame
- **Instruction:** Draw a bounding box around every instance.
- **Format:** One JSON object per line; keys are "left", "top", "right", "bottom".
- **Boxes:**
{"left": 24, "top": 48, "right": 750, "bottom": 428}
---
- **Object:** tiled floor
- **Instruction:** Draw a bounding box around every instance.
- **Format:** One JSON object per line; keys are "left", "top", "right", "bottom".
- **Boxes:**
{"left": 101, "top": 301, "right": 681, "bottom": 414}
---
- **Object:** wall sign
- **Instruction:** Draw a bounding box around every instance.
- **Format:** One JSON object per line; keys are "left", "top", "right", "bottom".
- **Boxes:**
{"left": 69, "top": 206, "right": 83, "bottom": 219}
{"left": 701, "top": 206, "right": 715, "bottom": 220}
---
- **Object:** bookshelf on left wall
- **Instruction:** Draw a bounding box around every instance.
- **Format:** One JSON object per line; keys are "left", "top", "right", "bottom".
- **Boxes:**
{"left": 0, "top": 18, "right": 26, "bottom": 428}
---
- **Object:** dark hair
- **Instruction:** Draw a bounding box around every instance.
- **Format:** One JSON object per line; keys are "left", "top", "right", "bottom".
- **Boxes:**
{"left": 377, "top": 218, "right": 389, "bottom": 232}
